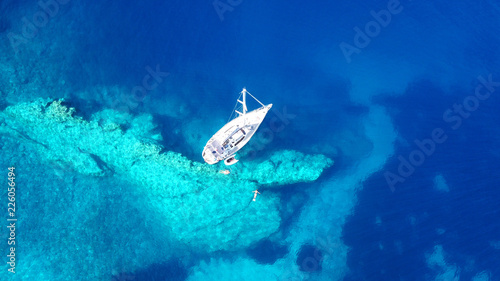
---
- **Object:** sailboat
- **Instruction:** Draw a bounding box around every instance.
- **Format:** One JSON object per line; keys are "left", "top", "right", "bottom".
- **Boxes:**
{"left": 202, "top": 88, "right": 273, "bottom": 165}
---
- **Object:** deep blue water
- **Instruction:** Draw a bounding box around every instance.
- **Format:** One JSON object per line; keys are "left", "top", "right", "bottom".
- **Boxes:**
{"left": 344, "top": 81, "right": 500, "bottom": 280}
{"left": 2, "top": 0, "right": 500, "bottom": 280}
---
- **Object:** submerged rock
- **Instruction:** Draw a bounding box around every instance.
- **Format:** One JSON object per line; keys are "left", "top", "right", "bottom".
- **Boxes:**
{"left": 0, "top": 99, "right": 332, "bottom": 253}
{"left": 235, "top": 150, "right": 333, "bottom": 186}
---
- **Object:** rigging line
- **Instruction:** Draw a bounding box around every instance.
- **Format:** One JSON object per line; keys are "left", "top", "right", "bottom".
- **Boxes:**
{"left": 245, "top": 90, "right": 265, "bottom": 107}
{"left": 227, "top": 92, "right": 243, "bottom": 123}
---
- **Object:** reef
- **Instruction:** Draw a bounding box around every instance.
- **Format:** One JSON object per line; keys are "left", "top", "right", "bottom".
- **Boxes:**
{"left": 186, "top": 257, "right": 289, "bottom": 281}
{"left": 235, "top": 150, "right": 333, "bottom": 186}
{"left": 0, "top": 99, "right": 333, "bottom": 254}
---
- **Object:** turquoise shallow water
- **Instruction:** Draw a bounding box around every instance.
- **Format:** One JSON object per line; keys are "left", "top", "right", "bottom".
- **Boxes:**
{"left": 1, "top": 0, "right": 500, "bottom": 280}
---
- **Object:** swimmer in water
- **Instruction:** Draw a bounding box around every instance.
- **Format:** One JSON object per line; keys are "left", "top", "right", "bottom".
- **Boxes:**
{"left": 219, "top": 170, "right": 230, "bottom": 175}
{"left": 252, "top": 189, "right": 260, "bottom": 201}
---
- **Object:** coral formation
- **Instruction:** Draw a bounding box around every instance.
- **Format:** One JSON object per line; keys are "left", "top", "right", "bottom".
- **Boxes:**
{"left": 235, "top": 150, "right": 334, "bottom": 186}
{"left": 186, "top": 257, "right": 290, "bottom": 281}
{"left": 0, "top": 99, "right": 333, "bottom": 254}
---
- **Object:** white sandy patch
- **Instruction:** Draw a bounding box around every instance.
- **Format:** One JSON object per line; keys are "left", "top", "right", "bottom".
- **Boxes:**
{"left": 426, "top": 245, "right": 460, "bottom": 281}
{"left": 473, "top": 271, "right": 491, "bottom": 281}
{"left": 433, "top": 174, "right": 450, "bottom": 192}
{"left": 282, "top": 104, "right": 397, "bottom": 281}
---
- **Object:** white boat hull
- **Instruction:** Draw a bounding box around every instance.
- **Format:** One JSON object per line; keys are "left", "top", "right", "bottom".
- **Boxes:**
{"left": 202, "top": 104, "right": 272, "bottom": 165}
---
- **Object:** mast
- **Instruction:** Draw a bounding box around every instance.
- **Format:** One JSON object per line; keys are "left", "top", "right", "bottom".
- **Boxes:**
{"left": 236, "top": 88, "right": 248, "bottom": 116}
{"left": 234, "top": 88, "right": 264, "bottom": 118}
{"left": 242, "top": 88, "right": 247, "bottom": 114}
